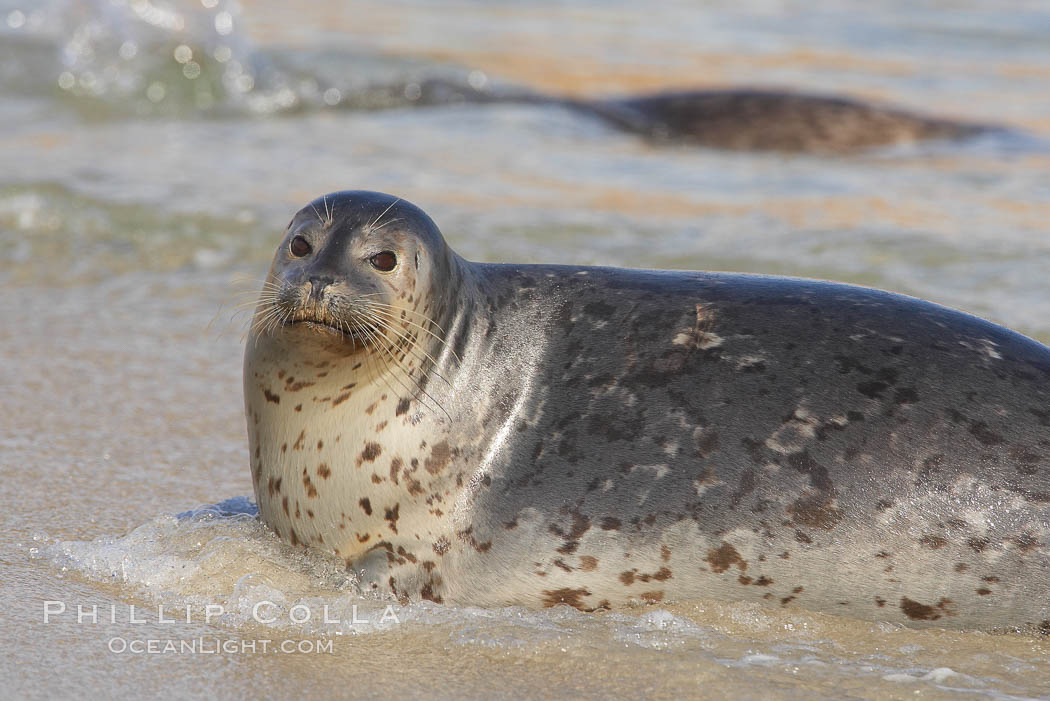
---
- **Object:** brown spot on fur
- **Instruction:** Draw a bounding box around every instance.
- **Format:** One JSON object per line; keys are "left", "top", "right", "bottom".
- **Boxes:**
{"left": 317, "top": 463, "right": 331, "bottom": 479}
{"left": 976, "top": 587, "right": 992, "bottom": 595}
{"left": 356, "top": 533, "right": 370, "bottom": 543}
{"left": 267, "top": 476, "right": 282, "bottom": 497}
{"left": 376, "top": 421, "right": 388, "bottom": 432}
{"left": 600, "top": 517, "right": 622, "bottom": 531}
{"left": 432, "top": 536, "right": 451, "bottom": 555}
{"left": 660, "top": 544, "right": 671, "bottom": 562}
{"left": 541, "top": 587, "right": 591, "bottom": 610}
{"left": 357, "top": 442, "right": 382, "bottom": 466}
{"left": 619, "top": 570, "right": 636, "bottom": 586}
{"left": 640, "top": 591, "right": 664, "bottom": 604}
{"left": 316, "top": 440, "right": 323, "bottom": 450}
{"left": 294, "top": 404, "right": 302, "bottom": 412}
{"left": 706, "top": 542, "right": 747, "bottom": 573}
{"left": 900, "top": 596, "right": 956, "bottom": 621}
{"left": 920, "top": 535, "right": 948, "bottom": 550}
{"left": 384, "top": 503, "right": 400, "bottom": 534}
{"left": 580, "top": 556, "right": 598, "bottom": 571}
{"left": 396, "top": 398, "right": 411, "bottom": 416}
{"left": 638, "top": 567, "right": 672, "bottom": 583}
{"left": 332, "top": 392, "right": 351, "bottom": 406}
{"left": 302, "top": 473, "right": 318, "bottom": 498}
{"left": 458, "top": 526, "right": 492, "bottom": 553}
{"left": 389, "top": 457, "right": 402, "bottom": 484}
{"left": 263, "top": 388, "right": 280, "bottom": 404}
{"left": 955, "top": 562, "right": 969, "bottom": 573}
{"left": 359, "top": 498, "right": 372, "bottom": 515}
{"left": 293, "top": 430, "right": 306, "bottom": 451}
{"left": 286, "top": 381, "right": 314, "bottom": 391}
{"left": 365, "top": 401, "right": 378, "bottom": 415}
{"left": 420, "top": 582, "right": 443, "bottom": 604}
{"left": 371, "top": 473, "right": 383, "bottom": 484}
{"left": 787, "top": 492, "right": 843, "bottom": 530}
{"left": 281, "top": 496, "right": 289, "bottom": 516}
{"left": 968, "top": 537, "right": 990, "bottom": 553}
{"left": 1013, "top": 533, "right": 1039, "bottom": 552}
{"left": 424, "top": 441, "right": 454, "bottom": 475}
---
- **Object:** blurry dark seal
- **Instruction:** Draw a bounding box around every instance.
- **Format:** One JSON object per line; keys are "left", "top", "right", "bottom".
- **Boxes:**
{"left": 245, "top": 191, "right": 1050, "bottom": 633}
{"left": 382, "top": 78, "right": 994, "bottom": 153}
{"left": 578, "top": 89, "right": 988, "bottom": 152}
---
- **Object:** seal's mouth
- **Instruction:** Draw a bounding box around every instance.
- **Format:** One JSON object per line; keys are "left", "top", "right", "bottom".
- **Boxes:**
{"left": 291, "top": 318, "right": 346, "bottom": 335}
{"left": 287, "top": 312, "right": 372, "bottom": 343}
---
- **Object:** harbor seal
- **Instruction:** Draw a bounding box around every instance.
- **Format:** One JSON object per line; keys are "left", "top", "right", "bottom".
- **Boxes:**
{"left": 367, "top": 79, "right": 995, "bottom": 153}
{"left": 245, "top": 191, "right": 1050, "bottom": 633}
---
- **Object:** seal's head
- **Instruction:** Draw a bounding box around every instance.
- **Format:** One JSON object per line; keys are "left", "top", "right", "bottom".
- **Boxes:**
{"left": 251, "top": 190, "right": 459, "bottom": 360}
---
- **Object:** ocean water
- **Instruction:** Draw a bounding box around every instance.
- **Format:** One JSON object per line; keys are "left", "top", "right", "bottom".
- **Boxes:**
{"left": 4, "top": 0, "right": 1050, "bottom": 698}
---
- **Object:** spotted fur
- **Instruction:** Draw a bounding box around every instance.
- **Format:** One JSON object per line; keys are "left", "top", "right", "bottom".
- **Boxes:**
{"left": 245, "top": 191, "right": 1050, "bottom": 633}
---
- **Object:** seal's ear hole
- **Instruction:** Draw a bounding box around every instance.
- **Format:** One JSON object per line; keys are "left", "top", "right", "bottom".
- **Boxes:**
{"left": 289, "top": 235, "right": 312, "bottom": 257}
{"left": 415, "top": 252, "right": 419, "bottom": 268}
{"left": 370, "top": 251, "right": 397, "bottom": 272}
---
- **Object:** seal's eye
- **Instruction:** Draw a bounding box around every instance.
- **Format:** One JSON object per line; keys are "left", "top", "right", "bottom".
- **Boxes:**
{"left": 370, "top": 251, "right": 397, "bottom": 272}
{"left": 289, "top": 235, "right": 311, "bottom": 257}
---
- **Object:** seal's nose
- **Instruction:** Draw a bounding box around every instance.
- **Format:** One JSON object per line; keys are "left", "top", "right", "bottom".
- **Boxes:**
{"left": 308, "top": 276, "right": 334, "bottom": 302}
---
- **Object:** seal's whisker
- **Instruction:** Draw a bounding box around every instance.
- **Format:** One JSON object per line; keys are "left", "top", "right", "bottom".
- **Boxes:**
{"left": 355, "top": 308, "right": 454, "bottom": 387}
{"left": 367, "top": 197, "right": 401, "bottom": 232}
{"left": 357, "top": 301, "right": 451, "bottom": 336}
{"left": 354, "top": 308, "right": 453, "bottom": 388}
{"left": 230, "top": 273, "right": 281, "bottom": 287}
{"left": 353, "top": 312, "right": 449, "bottom": 420}
{"left": 369, "top": 217, "right": 403, "bottom": 233}
{"left": 354, "top": 322, "right": 392, "bottom": 396}
{"left": 360, "top": 300, "right": 453, "bottom": 342}
{"left": 230, "top": 295, "right": 279, "bottom": 312}
{"left": 360, "top": 303, "right": 461, "bottom": 363}
{"left": 233, "top": 280, "right": 282, "bottom": 293}
{"left": 257, "top": 302, "right": 292, "bottom": 337}
{"left": 349, "top": 317, "right": 425, "bottom": 413}
{"left": 249, "top": 306, "right": 279, "bottom": 335}
{"left": 231, "top": 292, "right": 278, "bottom": 304}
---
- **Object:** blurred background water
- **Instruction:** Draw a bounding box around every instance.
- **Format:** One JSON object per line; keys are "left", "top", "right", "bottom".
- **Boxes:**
{"left": 3, "top": 1, "right": 1050, "bottom": 699}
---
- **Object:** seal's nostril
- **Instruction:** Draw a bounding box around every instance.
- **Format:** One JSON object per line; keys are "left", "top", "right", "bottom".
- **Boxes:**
{"left": 309, "top": 276, "right": 334, "bottom": 300}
